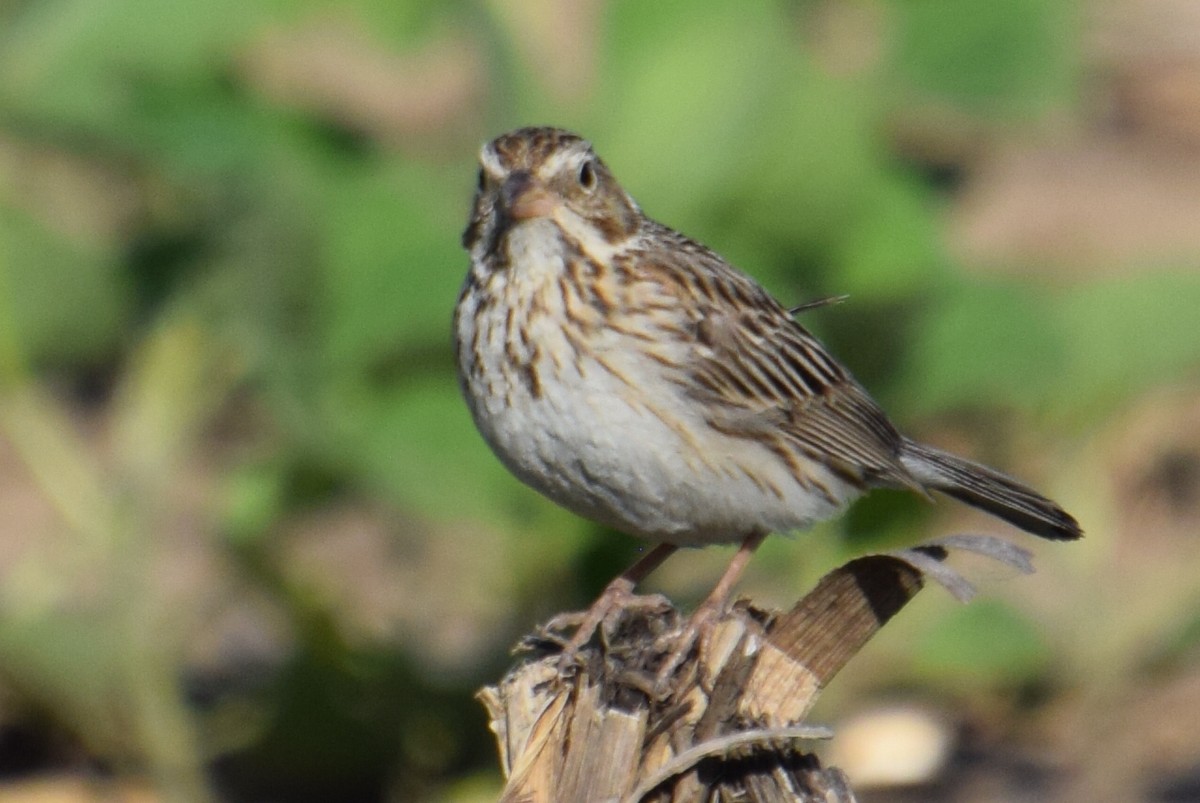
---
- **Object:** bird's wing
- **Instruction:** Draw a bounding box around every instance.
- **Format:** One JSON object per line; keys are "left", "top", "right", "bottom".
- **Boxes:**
{"left": 643, "top": 235, "right": 915, "bottom": 489}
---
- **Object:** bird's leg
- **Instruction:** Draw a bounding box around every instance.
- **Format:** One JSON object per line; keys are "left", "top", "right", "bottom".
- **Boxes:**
{"left": 653, "top": 531, "right": 768, "bottom": 692}
{"left": 548, "top": 543, "right": 679, "bottom": 668}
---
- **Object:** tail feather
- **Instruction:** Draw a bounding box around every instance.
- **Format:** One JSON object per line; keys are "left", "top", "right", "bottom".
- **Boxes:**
{"left": 899, "top": 439, "right": 1082, "bottom": 541}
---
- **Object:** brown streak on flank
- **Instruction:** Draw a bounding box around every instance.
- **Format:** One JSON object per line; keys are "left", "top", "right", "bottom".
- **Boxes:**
{"left": 704, "top": 414, "right": 839, "bottom": 506}
{"left": 641, "top": 300, "right": 680, "bottom": 317}
{"left": 514, "top": 309, "right": 530, "bottom": 353}
{"left": 640, "top": 348, "right": 678, "bottom": 369}
{"left": 767, "top": 440, "right": 840, "bottom": 506}
{"left": 521, "top": 356, "right": 543, "bottom": 399}
{"left": 590, "top": 351, "right": 637, "bottom": 391}
{"left": 504, "top": 341, "right": 521, "bottom": 376}
{"left": 784, "top": 430, "right": 869, "bottom": 491}
{"left": 588, "top": 351, "right": 714, "bottom": 471}
{"left": 587, "top": 350, "right": 710, "bottom": 461}
{"left": 633, "top": 398, "right": 715, "bottom": 474}
{"left": 607, "top": 321, "right": 657, "bottom": 342}
{"left": 648, "top": 320, "right": 691, "bottom": 340}
{"left": 823, "top": 459, "right": 867, "bottom": 491}
{"left": 560, "top": 320, "right": 588, "bottom": 375}
{"left": 704, "top": 416, "right": 788, "bottom": 493}
{"left": 733, "top": 457, "right": 784, "bottom": 500}
{"left": 764, "top": 437, "right": 804, "bottom": 483}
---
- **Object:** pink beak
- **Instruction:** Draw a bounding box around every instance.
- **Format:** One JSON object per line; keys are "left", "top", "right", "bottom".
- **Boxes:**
{"left": 503, "top": 172, "right": 557, "bottom": 220}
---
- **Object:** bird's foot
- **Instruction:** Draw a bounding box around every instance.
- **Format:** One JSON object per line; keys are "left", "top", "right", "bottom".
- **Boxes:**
{"left": 541, "top": 578, "right": 675, "bottom": 675}
{"left": 644, "top": 597, "right": 726, "bottom": 698}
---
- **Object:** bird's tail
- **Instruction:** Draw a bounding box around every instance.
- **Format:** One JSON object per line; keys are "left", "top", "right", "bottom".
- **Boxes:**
{"left": 899, "top": 438, "right": 1082, "bottom": 541}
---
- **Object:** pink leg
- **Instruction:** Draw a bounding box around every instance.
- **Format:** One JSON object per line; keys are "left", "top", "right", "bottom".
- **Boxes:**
{"left": 654, "top": 531, "right": 768, "bottom": 688}
{"left": 697, "top": 531, "right": 767, "bottom": 611}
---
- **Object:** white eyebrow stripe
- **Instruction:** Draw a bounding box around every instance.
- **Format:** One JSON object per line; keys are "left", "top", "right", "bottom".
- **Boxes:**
{"left": 539, "top": 143, "right": 590, "bottom": 178}
{"left": 479, "top": 145, "right": 505, "bottom": 176}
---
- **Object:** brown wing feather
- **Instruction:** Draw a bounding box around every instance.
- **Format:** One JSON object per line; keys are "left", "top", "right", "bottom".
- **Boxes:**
{"left": 637, "top": 223, "right": 919, "bottom": 490}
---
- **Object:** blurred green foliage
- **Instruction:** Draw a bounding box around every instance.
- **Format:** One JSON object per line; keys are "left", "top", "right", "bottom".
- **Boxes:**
{"left": 0, "top": 0, "right": 1197, "bottom": 800}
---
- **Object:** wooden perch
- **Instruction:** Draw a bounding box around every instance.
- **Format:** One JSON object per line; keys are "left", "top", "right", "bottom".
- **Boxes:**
{"left": 479, "top": 536, "right": 1033, "bottom": 803}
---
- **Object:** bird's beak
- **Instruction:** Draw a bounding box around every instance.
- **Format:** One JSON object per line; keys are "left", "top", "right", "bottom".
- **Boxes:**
{"left": 502, "top": 171, "right": 557, "bottom": 221}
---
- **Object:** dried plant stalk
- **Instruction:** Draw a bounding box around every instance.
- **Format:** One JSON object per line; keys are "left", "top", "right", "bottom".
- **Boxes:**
{"left": 479, "top": 537, "right": 1032, "bottom": 803}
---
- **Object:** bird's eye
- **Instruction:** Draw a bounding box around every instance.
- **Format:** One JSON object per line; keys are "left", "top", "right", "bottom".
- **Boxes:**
{"left": 578, "top": 160, "right": 597, "bottom": 192}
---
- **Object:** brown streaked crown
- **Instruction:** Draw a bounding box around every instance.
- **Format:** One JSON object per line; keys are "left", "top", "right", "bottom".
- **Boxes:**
{"left": 487, "top": 127, "right": 589, "bottom": 171}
